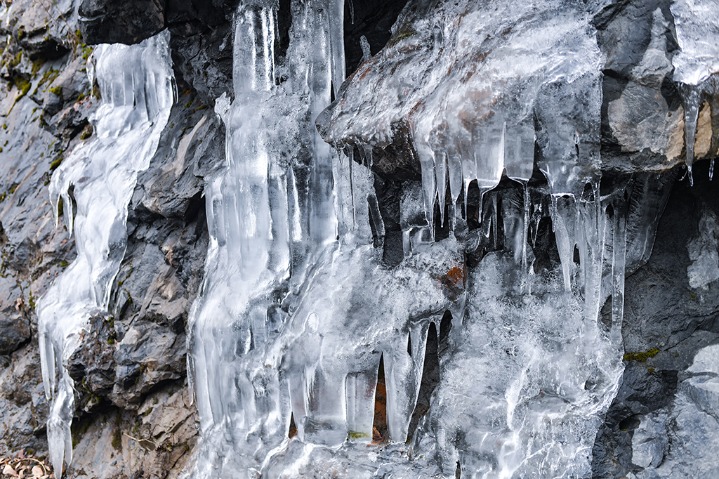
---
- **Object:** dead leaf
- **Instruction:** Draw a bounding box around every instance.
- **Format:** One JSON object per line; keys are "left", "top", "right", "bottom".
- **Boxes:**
{"left": 3, "top": 463, "right": 19, "bottom": 476}
{"left": 32, "top": 465, "right": 44, "bottom": 478}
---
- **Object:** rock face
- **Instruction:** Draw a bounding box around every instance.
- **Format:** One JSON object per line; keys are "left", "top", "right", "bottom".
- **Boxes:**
{"left": 0, "top": 0, "right": 717, "bottom": 478}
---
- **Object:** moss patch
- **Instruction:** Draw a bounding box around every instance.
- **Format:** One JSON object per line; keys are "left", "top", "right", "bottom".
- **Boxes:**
{"left": 623, "top": 348, "right": 660, "bottom": 362}
{"left": 49, "top": 155, "right": 63, "bottom": 171}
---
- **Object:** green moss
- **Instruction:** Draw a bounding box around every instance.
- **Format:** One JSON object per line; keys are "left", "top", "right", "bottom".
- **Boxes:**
{"left": 11, "top": 76, "right": 32, "bottom": 99}
{"left": 81, "top": 45, "right": 93, "bottom": 61}
{"left": 9, "top": 51, "right": 22, "bottom": 69}
{"left": 49, "top": 155, "right": 63, "bottom": 171}
{"left": 1, "top": 124, "right": 6, "bottom": 130}
{"left": 49, "top": 85, "right": 63, "bottom": 97}
{"left": 111, "top": 426, "right": 122, "bottom": 451}
{"left": 56, "top": 197, "right": 64, "bottom": 218}
{"left": 79, "top": 125, "right": 93, "bottom": 140}
{"left": 347, "top": 431, "right": 369, "bottom": 440}
{"left": 27, "top": 290, "right": 36, "bottom": 311}
{"left": 39, "top": 68, "right": 59, "bottom": 87}
{"left": 8, "top": 183, "right": 18, "bottom": 195}
{"left": 387, "top": 26, "right": 418, "bottom": 47}
{"left": 0, "top": 192, "right": 6, "bottom": 203}
{"left": 623, "top": 348, "right": 660, "bottom": 362}
{"left": 71, "top": 416, "right": 93, "bottom": 448}
{"left": 31, "top": 59, "right": 43, "bottom": 76}
{"left": 16, "top": 27, "right": 26, "bottom": 41}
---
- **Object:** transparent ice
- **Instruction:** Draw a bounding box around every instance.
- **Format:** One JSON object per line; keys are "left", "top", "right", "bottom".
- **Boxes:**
{"left": 670, "top": 0, "right": 719, "bottom": 182}
{"left": 186, "top": 1, "right": 633, "bottom": 478}
{"left": 37, "top": 31, "right": 175, "bottom": 477}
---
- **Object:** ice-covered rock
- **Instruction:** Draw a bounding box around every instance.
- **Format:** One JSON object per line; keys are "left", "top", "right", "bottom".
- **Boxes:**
{"left": 37, "top": 30, "right": 175, "bottom": 476}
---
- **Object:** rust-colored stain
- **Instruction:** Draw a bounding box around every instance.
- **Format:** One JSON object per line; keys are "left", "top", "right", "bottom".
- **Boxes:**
{"left": 445, "top": 266, "right": 464, "bottom": 287}
{"left": 371, "top": 360, "right": 388, "bottom": 445}
{"left": 288, "top": 413, "right": 298, "bottom": 439}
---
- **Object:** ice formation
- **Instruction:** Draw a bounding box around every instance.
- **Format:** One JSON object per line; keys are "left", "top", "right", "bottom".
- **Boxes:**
{"left": 670, "top": 0, "right": 719, "bottom": 183}
{"left": 185, "top": 1, "right": 634, "bottom": 478}
{"left": 31, "top": 0, "right": 711, "bottom": 477}
{"left": 37, "top": 31, "right": 175, "bottom": 476}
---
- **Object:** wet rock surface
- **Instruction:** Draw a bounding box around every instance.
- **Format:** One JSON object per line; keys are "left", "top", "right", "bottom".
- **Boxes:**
{"left": 592, "top": 160, "right": 719, "bottom": 478}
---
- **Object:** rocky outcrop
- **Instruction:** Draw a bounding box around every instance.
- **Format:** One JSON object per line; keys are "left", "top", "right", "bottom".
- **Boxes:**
{"left": 593, "top": 159, "right": 719, "bottom": 478}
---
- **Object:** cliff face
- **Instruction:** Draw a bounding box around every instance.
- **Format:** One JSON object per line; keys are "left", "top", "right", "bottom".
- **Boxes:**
{"left": 0, "top": 1, "right": 717, "bottom": 478}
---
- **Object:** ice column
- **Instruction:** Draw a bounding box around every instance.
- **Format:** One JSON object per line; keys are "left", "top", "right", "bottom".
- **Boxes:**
{"left": 187, "top": 0, "right": 346, "bottom": 475}
{"left": 37, "top": 31, "right": 174, "bottom": 476}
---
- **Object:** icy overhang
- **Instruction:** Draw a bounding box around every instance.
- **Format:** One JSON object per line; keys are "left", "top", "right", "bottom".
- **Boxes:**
{"left": 319, "top": 0, "right": 719, "bottom": 188}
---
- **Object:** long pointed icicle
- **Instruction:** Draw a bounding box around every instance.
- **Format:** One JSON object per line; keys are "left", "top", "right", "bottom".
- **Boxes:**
{"left": 680, "top": 84, "right": 701, "bottom": 186}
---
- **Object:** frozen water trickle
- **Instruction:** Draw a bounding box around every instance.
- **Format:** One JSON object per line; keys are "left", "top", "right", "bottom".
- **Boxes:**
{"left": 37, "top": 31, "right": 175, "bottom": 476}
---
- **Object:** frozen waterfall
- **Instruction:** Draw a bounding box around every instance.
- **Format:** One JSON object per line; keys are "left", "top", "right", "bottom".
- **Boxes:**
{"left": 28, "top": 0, "right": 686, "bottom": 477}
{"left": 37, "top": 31, "right": 175, "bottom": 477}
{"left": 185, "top": 1, "right": 636, "bottom": 478}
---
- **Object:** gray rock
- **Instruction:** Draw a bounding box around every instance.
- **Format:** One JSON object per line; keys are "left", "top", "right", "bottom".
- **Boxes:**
{"left": 0, "top": 277, "right": 30, "bottom": 354}
{"left": 592, "top": 159, "right": 719, "bottom": 478}
{"left": 79, "top": 0, "right": 165, "bottom": 45}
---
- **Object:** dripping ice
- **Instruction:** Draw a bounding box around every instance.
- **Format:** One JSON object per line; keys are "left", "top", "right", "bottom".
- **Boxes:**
{"left": 37, "top": 31, "right": 175, "bottom": 477}
{"left": 671, "top": 0, "right": 719, "bottom": 182}
{"left": 182, "top": 1, "right": 646, "bottom": 478}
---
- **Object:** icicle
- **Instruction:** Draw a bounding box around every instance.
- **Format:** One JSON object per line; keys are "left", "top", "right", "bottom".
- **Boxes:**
{"left": 680, "top": 84, "right": 701, "bottom": 186}
{"left": 491, "top": 193, "right": 499, "bottom": 248}
{"left": 550, "top": 195, "right": 576, "bottom": 292}
{"left": 435, "top": 149, "right": 448, "bottom": 226}
{"left": 360, "top": 35, "right": 371, "bottom": 61}
{"left": 446, "top": 143, "right": 463, "bottom": 208}
{"left": 473, "top": 117, "right": 504, "bottom": 192}
{"left": 521, "top": 184, "right": 530, "bottom": 277}
{"left": 368, "top": 193, "right": 385, "bottom": 247}
{"left": 505, "top": 118, "right": 535, "bottom": 183}
{"left": 415, "top": 137, "right": 437, "bottom": 239}
{"left": 579, "top": 182, "right": 606, "bottom": 324}
{"left": 345, "top": 368, "right": 378, "bottom": 442}
{"left": 348, "top": 148, "right": 357, "bottom": 227}
{"left": 610, "top": 199, "right": 627, "bottom": 344}
{"left": 711, "top": 159, "right": 715, "bottom": 181}
{"left": 329, "top": 0, "right": 345, "bottom": 98}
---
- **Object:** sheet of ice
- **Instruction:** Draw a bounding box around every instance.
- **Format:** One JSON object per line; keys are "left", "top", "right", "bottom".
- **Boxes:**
{"left": 428, "top": 236, "right": 623, "bottom": 478}
{"left": 686, "top": 210, "right": 719, "bottom": 289}
{"left": 37, "top": 31, "right": 174, "bottom": 476}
